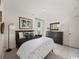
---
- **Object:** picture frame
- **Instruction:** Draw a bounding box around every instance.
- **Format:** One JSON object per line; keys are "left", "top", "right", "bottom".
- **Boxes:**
{"left": 35, "top": 18, "right": 44, "bottom": 35}
{"left": 19, "top": 17, "right": 32, "bottom": 29}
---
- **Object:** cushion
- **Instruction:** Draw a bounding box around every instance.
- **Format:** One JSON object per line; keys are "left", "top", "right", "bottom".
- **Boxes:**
{"left": 19, "top": 32, "right": 24, "bottom": 39}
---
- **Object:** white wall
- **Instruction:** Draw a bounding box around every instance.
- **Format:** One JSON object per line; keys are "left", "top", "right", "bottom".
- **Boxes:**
{"left": 0, "top": 34, "right": 4, "bottom": 59}
{"left": 4, "top": 0, "right": 79, "bottom": 49}
{"left": 0, "top": 0, "right": 5, "bottom": 59}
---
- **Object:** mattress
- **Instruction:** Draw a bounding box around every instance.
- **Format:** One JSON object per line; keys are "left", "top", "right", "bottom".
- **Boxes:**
{"left": 17, "top": 37, "right": 54, "bottom": 59}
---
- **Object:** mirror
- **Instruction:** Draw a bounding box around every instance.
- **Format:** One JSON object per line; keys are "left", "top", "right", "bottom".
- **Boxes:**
{"left": 50, "top": 22, "right": 60, "bottom": 31}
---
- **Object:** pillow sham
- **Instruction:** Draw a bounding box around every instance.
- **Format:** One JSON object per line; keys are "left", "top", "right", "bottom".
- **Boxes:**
{"left": 19, "top": 32, "right": 24, "bottom": 39}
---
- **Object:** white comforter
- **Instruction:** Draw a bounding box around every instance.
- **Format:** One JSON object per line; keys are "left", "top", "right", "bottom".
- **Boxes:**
{"left": 17, "top": 37, "right": 54, "bottom": 59}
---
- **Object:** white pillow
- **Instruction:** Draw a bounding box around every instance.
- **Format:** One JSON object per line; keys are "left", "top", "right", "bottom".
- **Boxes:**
{"left": 19, "top": 32, "right": 24, "bottom": 39}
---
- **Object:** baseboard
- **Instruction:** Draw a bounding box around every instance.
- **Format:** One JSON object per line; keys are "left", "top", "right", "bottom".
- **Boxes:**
{"left": 63, "top": 44, "right": 79, "bottom": 49}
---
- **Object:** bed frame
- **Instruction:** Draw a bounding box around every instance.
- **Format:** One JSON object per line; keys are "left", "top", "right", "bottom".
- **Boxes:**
{"left": 15, "top": 30, "right": 34, "bottom": 48}
{"left": 15, "top": 30, "right": 42, "bottom": 48}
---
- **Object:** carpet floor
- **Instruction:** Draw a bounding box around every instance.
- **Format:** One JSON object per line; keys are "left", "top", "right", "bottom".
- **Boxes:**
{"left": 3, "top": 48, "right": 19, "bottom": 59}
{"left": 3, "top": 48, "right": 64, "bottom": 59}
{"left": 4, "top": 44, "right": 79, "bottom": 59}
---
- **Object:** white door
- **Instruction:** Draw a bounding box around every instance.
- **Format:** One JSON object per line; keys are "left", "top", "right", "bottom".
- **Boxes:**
{"left": 59, "top": 19, "right": 70, "bottom": 46}
{"left": 69, "top": 19, "right": 79, "bottom": 48}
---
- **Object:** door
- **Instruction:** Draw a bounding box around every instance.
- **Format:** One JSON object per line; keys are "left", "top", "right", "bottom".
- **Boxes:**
{"left": 59, "top": 19, "right": 70, "bottom": 46}
{"left": 69, "top": 19, "right": 79, "bottom": 48}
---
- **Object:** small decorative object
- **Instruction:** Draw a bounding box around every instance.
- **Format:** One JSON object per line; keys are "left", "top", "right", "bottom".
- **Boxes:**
{"left": 50, "top": 22, "right": 60, "bottom": 31}
{"left": 19, "top": 17, "right": 32, "bottom": 29}
{"left": 1, "top": 23, "right": 5, "bottom": 34}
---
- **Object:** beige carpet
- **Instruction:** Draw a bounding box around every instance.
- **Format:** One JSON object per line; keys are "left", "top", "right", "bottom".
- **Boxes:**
{"left": 44, "top": 52, "right": 64, "bottom": 59}
{"left": 3, "top": 48, "right": 64, "bottom": 59}
{"left": 3, "top": 44, "right": 79, "bottom": 59}
{"left": 3, "top": 48, "right": 19, "bottom": 59}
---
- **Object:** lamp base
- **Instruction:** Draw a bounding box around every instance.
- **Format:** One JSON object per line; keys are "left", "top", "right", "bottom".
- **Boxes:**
{"left": 6, "top": 49, "right": 12, "bottom": 52}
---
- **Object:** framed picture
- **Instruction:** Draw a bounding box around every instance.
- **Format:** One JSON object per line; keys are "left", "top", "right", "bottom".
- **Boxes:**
{"left": 19, "top": 17, "right": 32, "bottom": 29}
{"left": 35, "top": 18, "right": 44, "bottom": 35}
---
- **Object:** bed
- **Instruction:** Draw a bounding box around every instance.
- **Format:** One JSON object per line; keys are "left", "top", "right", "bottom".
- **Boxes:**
{"left": 17, "top": 37, "right": 54, "bottom": 59}
{"left": 15, "top": 30, "right": 42, "bottom": 48}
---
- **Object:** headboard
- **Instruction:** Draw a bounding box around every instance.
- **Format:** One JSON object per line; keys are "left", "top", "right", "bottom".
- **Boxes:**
{"left": 15, "top": 30, "right": 34, "bottom": 40}
{"left": 15, "top": 30, "right": 34, "bottom": 48}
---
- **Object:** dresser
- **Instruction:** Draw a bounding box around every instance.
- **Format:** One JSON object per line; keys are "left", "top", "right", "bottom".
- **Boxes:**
{"left": 46, "top": 31, "right": 63, "bottom": 45}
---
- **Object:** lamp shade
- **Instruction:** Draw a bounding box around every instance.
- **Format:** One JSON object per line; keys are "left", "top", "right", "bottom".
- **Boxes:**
{"left": 9, "top": 24, "right": 15, "bottom": 30}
